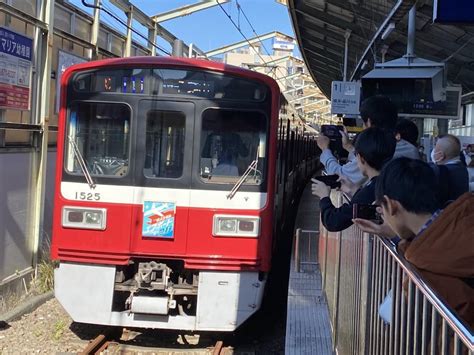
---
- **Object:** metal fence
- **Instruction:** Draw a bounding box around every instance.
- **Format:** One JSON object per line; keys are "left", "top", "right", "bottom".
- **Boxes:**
{"left": 319, "top": 191, "right": 474, "bottom": 355}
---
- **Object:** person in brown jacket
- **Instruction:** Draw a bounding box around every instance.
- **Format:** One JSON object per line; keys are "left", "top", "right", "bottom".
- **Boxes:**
{"left": 372, "top": 157, "right": 474, "bottom": 329}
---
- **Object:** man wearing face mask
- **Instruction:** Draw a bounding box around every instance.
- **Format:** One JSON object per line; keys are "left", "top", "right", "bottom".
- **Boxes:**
{"left": 430, "top": 134, "right": 469, "bottom": 204}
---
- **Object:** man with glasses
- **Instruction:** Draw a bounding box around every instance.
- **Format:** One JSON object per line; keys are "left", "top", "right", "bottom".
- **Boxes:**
{"left": 355, "top": 157, "right": 474, "bottom": 328}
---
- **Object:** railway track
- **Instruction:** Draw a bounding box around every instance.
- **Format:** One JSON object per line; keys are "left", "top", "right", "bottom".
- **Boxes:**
{"left": 80, "top": 328, "right": 231, "bottom": 354}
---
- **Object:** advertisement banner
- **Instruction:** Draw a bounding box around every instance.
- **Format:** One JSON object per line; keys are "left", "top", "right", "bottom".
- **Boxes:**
{"left": 0, "top": 27, "right": 33, "bottom": 110}
{"left": 142, "top": 201, "right": 176, "bottom": 238}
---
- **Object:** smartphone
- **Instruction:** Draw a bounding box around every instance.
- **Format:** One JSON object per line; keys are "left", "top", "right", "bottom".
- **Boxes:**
{"left": 312, "top": 175, "right": 341, "bottom": 189}
{"left": 353, "top": 204, "right": 383, "bottom": 222}
{"left": 321, "top": 125, "right": 344, "bottom": 141}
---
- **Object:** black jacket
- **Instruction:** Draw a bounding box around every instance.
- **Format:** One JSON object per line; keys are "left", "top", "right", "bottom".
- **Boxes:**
{"left": 432, "top": 162, "right": 469, "bottom": 205}
{"left": 319, "top": 177, "right": 377, "bottom": 232}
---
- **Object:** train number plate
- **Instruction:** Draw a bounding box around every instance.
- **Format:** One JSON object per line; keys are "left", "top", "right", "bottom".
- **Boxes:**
{"left": 74, "top": 192, "right": 101, "bottom": 201}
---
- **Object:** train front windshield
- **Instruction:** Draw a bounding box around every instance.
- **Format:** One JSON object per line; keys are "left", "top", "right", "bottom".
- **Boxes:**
{"left": 199, "top": 109, "right": 266, "bottom": 184}
{"left": 66, "top": 102, "right": 131, "bottom": 177}
{"left": 63, "top": 66, "right": 269, "bottom": 188}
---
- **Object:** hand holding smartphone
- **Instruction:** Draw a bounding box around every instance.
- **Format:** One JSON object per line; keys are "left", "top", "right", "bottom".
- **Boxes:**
{"left": 311, "top": 175, "right": 341, "bottom": 189}
{"left": 352, "top": 203, "right": 383, "bottom": 223}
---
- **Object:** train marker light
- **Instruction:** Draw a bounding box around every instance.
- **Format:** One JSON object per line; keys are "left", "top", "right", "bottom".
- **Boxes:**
{"left": 62, "top": 207, "right": 107, "bottom": 230}
{"left": 213, "top": 215, "right": 260, "bottom": 237}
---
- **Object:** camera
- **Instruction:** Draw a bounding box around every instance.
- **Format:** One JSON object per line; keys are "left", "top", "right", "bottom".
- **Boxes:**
{"left": 320, "top": 125, "right": 347, "bottom": 160}
{"left": 311, "top": 175, "right": 341, "bottom": 189}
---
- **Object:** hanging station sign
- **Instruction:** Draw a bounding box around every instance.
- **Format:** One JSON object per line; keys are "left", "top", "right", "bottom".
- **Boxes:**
{"left": 330, "top": 81, "right": 361, "bottom": 115}
{"left": 433, "top": 0, "right": 474, "bottom": 24}
{"left": 0, "top": 27, "right": 33, "bottom": 110}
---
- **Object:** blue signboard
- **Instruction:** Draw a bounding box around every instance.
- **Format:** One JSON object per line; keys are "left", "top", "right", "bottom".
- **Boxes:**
{"left": 433, "top": 0, "right": 474, "bottom": 23}
{"left": 142, "top": 201, "right": 176, "bottom": 238}
{"left": 0, "top": 27, "right": 32, "bottom": 61}
{"left": 0, "top": 27, "right": 33, "bottom": 110}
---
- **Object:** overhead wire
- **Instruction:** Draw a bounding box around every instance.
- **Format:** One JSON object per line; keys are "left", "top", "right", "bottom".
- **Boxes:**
{"left": 216, "top": 0, "right": 320, "bottom": 121}
{"left": 236, "top": 0, "right": 274, "bottom": 59}
{"left": 215, "top": 0, "right": 271, "bottom": 66}
{"left": 216, "top": 1, "right": 295, "bottom": 86}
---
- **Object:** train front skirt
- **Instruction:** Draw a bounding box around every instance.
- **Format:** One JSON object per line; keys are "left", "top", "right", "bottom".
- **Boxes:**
{"left": 54, "top": 262, "right": 265, "bottom": 331}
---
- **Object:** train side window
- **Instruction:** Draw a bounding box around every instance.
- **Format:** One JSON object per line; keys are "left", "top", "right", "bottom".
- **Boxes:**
{"left": 143, "top": 110, "right": 186, "bottom": 179}
{"left": 65, "top": 102, "right": 131, "bottom": 177}
{"left": 199, "top": 109, "right": 267, "bottom": 185}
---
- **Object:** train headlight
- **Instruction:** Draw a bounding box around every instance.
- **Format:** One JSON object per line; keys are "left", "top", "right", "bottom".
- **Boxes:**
{"left": 62, "top": 207, "right": 107, "bottom": 230}
{"left": 213, "top": 215, "right": 260, "bottom": 237}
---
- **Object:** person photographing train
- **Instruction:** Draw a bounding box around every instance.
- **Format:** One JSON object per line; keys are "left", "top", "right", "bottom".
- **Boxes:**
{"left": 316, "top": 95, "right": 420, "bottom": 186}
{"left": 312, "top": 127, "right": 396, "bottom": 232}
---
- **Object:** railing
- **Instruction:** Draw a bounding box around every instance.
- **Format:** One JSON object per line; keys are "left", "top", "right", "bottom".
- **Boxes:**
{"left": 319, "top": 190, "right": 474, "bottom": 355}
{"left": 294, "top": 228, "right": 319, "bottom": 273}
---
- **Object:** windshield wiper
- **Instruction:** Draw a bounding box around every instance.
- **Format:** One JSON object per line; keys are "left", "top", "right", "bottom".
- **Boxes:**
{"left": 68, "top": 135, "right": 96, "bottom": 189}
{"left": 226, "top": 158, "right": 258, "bottom": 200}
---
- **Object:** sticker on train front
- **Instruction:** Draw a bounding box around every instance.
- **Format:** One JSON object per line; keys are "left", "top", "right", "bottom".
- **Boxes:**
{"left": 142, "top": 201, "right": 176, "bottom": 238}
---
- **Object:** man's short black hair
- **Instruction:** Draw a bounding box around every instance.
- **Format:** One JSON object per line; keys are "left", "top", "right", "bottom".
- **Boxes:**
{"left": 359, "top": 95, "right": 398, "bottom": 130}
{"left": 375, "top": 158, "right": 441, "bottom": 214}
{"left": 354, "top": 127, "right": 396, "bottom": 171}
{"left": 396, "top": 118, "right": 419, "bottom": 146}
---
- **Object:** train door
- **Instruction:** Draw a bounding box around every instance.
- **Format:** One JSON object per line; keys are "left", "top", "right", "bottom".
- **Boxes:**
{"left": 130, "top": 100, "right": 195, "bottom": 256}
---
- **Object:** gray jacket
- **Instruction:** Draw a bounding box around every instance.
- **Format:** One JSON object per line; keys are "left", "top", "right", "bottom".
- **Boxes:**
{"left": 393, "top": 139, "right": 420, "bottom": 160}
{"left": 320, "top": 139, "right": 420, "bottom": 184}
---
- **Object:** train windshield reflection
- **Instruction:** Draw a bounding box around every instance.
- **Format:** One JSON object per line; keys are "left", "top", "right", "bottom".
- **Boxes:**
{"left": 199, "top": 109, "right": 267, "bottom": 185}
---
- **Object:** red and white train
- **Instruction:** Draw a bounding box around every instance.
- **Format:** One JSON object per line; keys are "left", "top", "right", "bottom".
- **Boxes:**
{"left": 51, "top": 56, "right": 319, "bottom": 331}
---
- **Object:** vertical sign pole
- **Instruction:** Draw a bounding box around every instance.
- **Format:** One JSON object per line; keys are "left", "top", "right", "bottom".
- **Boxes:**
{"left": 0, "top": 110, "right": 5, "bottom": 147}
{"left": 31, "top": 0, "right": 55, "bottom": 273}
{"left": 343, "top": 30, "right": 351, "bottom": 81}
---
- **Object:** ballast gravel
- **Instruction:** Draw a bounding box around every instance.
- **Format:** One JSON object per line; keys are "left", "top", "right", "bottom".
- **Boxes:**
{"left": 0, "top": 297, "right": 285, "bottom": 354}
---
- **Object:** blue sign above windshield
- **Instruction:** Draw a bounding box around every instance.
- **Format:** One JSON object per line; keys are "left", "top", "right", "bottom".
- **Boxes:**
{"left": 433, "top": 0, "right": 474, "bottom": 23}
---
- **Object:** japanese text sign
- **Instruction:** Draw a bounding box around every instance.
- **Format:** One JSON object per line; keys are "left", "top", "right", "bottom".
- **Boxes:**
{"left": 330, "top": 81, "right": 361, "bottom": 115}
{"left": 0, "top": 27, "right": 33, "bottom": 110}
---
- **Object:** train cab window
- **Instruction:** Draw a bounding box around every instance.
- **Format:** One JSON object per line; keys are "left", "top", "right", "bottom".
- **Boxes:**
{"left": 65, "top": 102, "right": 131, "bottom": 177}
{"left": 144, "top": 111, "right": 185, "bottom": 179}
{"left": 200, "top": 109, "right": 267, "bottom": 185}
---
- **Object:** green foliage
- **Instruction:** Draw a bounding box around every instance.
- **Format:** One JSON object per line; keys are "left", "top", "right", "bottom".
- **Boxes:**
{"left": 53, "top": 319, "right": 66, "bottom": 341}
{"left": 37, "top": 259, "right": 57, "bottom": 293}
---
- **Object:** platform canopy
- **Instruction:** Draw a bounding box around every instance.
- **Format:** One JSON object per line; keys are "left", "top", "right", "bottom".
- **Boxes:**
{"left": 288, "top": 0, "right": 474, "bottom": 99}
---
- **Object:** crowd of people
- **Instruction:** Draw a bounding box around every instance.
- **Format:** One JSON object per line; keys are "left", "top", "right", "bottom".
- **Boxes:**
{"left": 311, "top": 95, "right": 474, "bottom": 329}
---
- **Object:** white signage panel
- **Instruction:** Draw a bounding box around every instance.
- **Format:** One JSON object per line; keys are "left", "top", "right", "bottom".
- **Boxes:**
{"left": 330, "top": 81, "right": 361, "bottom": 115}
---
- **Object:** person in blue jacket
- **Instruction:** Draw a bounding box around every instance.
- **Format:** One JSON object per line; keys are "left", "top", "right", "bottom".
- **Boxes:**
{"left": 312, "top": 127, "right": 396, "bottom": 232}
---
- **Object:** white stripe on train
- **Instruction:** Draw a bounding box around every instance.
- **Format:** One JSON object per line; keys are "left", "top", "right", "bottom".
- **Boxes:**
{"left": 60, "top": 181, "right": 267, "bottom": 210}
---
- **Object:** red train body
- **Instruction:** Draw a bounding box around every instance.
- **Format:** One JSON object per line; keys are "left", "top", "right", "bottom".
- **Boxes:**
{"left": 51, "top": 57, "right": 318, "bottom": 331}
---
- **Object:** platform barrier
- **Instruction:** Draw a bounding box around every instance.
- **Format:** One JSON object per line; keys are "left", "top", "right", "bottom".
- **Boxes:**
{"left": 319, "top": 191, "right": 474, "bottom": 355}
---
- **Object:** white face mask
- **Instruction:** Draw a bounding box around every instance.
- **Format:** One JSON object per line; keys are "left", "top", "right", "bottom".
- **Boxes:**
{"left": 431, "top": 149, "right": 441, "bottom": 163}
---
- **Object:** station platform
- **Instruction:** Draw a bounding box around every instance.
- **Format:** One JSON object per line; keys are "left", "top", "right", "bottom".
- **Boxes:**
{"left": 285, "top": 183, "right": 333, "bottom": 355}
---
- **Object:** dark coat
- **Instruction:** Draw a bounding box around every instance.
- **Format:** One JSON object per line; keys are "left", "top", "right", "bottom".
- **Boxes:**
{"left": 432, "top": 162, "right": 469, "bottom": 205}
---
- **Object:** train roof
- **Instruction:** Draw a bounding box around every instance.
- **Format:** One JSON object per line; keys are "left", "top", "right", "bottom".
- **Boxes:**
{"left": 62, "top": 56, "right": 280, "bottom": 94}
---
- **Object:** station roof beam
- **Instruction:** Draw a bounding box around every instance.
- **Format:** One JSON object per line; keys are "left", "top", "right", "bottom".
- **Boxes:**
{"left": 205, "top": 31, "right": 294, "bottom": 57}
{"left": 151, "top": 1, "right": 230, "bottom": 23}
{"left": 109, "top": 0, "right": 206, "bottom": 57}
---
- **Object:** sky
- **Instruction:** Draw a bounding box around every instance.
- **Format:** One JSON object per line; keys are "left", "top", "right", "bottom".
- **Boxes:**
{"left": 71, "top": 0, "right": 298, "bottom": 57}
